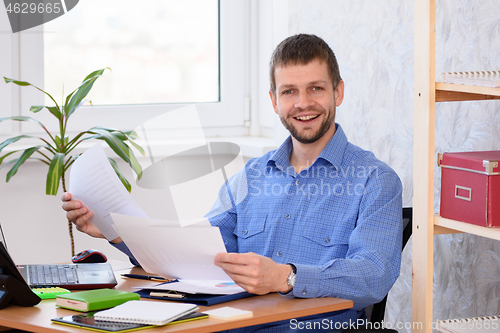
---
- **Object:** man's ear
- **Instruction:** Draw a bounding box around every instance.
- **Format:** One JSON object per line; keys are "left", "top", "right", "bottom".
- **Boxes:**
{"left": 334, "top": 80, "right": 345, "bottom": 107}
{"left": 269, "top": 90, "right": 279, "bottom": 115}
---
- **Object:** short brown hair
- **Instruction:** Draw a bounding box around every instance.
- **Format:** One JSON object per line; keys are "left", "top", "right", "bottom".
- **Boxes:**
{"left": 269, "top": 34, "right": 342, "bottom": 96}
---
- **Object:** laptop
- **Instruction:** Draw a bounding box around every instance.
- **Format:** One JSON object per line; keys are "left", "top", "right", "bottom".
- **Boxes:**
{"left": 0, "top": 225, "right": 117, "bottom": 289}
{"left": 18, "top": 262, "right": 117, "bottom": 289}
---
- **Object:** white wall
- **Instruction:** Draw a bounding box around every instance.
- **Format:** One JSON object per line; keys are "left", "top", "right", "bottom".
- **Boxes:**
{"left": 287, "top": 0, "right": 500, "bottom": 331}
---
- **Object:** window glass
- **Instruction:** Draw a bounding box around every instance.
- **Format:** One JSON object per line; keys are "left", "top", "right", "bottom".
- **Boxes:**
{"left": 43, "top": 0, "right": 219, "bottom": 106}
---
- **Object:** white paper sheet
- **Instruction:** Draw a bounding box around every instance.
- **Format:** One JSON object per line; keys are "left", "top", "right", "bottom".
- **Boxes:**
{"left": 69, "top": 143, "right": 149, "bottom": 240}
{"left": 146, "top": 280, "right": 245, "bottom": 295}
{"left": 110, "top": 213, "right": 231, "bottom": 281}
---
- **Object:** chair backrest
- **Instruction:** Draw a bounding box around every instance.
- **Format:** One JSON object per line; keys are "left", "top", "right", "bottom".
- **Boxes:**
{"left": 366, "top": 207, "right": 413, "bottom": 324}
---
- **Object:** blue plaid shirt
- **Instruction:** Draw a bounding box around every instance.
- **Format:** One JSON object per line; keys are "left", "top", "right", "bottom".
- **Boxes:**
{"left": 206, "top": 123, "right": 403, "bottom": 332}
{"left": 114, "top": 123, "right": 402, "bottom": 332}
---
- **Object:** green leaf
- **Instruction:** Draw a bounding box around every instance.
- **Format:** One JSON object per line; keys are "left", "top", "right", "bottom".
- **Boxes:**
{"left": 55, "top": 135, "right": 61, "bottom": 147}
{"left": 0, "top": 135, "right": 34, "bottom": 153}
{"left": 27, "top": 105, "right": 61, "bottom": 119}
{"left": 127, "top": 139, "right": 145, "bottom": 156}
{"left": 88, "top": 129, "right": 142, "bottom": 180}
{"left": 65, "top": 68, "right": 109, "bottom": 118}
{"left": 90, "top": 127, "right": 144, "bottom": 156}
{"left": 0, "top": 116, "right": 45, "bottom": 130}
{"left": 108, "top": 158, "right": 131, "bottom": 193}
{"left": 0, "top": 151, "right": 19, "bottom": 166}
{"left": 80, "top": 134, "right": 100, "bottom": 141}
{"left": 30, "top": 105, "right": 44, "bottom": 113}
{"left": 46, "top": 106, "right": 62, "bottom": 120}
{"left": 0, "top": 159, "right": 16, "bottom": 171}
{"left": 91, "top": 126, "right": 127, "bottom": 140}
{"left": 64, "top": 90, "right": 75, "bottom": 112}
{"left": 46, "top": 153, "right": 65, "bottom": 195}
{"left": 123, "top": 130, "right": 139, "bottom": 140}
{"left": 4, "top": 77, "right": 60, "bottom": 110}
{"left": 6, "top": 146, "right": 42, "bottom": 182}
{"left": 3, "top": 77, "right": 30, "bottom": 86}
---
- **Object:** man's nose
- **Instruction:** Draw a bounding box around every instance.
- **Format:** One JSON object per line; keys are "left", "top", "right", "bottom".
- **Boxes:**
{"left": 294, "top": 91, "right": 314, "bottom": 109}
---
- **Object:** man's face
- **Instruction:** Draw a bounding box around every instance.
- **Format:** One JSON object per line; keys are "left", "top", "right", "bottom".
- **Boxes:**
{"left": 270, "top": 59, "right": 344, "bottom": 144}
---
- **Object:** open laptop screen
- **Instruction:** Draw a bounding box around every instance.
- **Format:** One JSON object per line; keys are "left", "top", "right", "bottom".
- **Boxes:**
{"left": 0, "top": 242, "right": 25, "bottom": 285}
{"left": 0, "top": 242, "right": 41, "bottom": 308}
{"left": 0, "top": 224, "right": 116, "bottom": 289}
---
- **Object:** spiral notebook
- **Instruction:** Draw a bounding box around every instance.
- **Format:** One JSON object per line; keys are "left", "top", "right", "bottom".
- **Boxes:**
{"left": 438, "top": 315, "right": 500, "bottom": 333}
{"left": 439, "top": 71, "right": 500, "bottom": 88}
{"left": 93, "top": 301, "right": 198, "bottom": 326}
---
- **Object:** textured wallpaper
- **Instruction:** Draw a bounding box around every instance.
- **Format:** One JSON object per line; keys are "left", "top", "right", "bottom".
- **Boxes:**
{"left": 288, "top": 0, "right": 500, "bottom": 331}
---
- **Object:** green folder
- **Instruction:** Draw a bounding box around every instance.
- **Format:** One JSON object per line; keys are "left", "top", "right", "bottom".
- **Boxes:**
{"left": 56, "top": 289, "right": 140, "bottom": 312}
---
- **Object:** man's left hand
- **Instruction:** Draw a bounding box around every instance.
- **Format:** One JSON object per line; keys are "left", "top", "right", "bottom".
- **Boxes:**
{"left": 214, "top": 252, "right": 291, "bottom": 295}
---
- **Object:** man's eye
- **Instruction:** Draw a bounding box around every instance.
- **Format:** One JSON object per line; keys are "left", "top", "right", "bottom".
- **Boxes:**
{"left": 312, "top": 86, "right": 323, "bottom": 91}
{"left": 282, "top": 90, "right": 293, "bottom": 95}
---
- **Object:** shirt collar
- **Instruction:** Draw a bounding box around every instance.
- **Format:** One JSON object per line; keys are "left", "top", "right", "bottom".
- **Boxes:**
{"left": 267, "top": 136, "right": 293, "bottom": 172}
{"left": 316, "top": 123, "right": 348, "bottom": 169}
{"left": 267, "top": 123, "right": 348, "bottom": 172}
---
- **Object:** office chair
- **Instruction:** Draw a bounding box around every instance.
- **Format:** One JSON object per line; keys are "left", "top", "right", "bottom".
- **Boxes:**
{"left": 343, "top": 207, "right": 413, "bottom": 333}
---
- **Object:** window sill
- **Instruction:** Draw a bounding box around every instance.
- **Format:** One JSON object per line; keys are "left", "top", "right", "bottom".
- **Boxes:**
{"left": 1, "top": 135, "right": 278, "bottom": 164}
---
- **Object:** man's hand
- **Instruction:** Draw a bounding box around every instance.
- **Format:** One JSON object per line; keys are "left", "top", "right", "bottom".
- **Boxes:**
{"left": 214, "top": 252, "right": 291, "bottom": 295}
{"left": 61, "top": 192, "right": 122, "bottom": 243}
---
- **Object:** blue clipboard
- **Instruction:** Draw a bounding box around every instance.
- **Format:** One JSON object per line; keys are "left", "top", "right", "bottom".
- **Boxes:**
{"left": 135, "top": 288, "right": 253, "bottom": 306}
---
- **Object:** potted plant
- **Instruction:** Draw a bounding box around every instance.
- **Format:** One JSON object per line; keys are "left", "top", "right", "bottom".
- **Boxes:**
{"left": 1, "top": 68, "right": 144, "bottom": 256}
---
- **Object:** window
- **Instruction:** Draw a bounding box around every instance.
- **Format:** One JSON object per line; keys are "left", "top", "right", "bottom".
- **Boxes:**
{"left": 44, "top": 0, "right": 219, "bottom": 105}
{"left": 17, "top": 0, "right": 247, "bottom": 138}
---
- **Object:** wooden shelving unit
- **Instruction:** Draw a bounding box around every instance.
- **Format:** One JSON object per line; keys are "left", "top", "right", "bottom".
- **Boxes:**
{"left": 412, "top": 1, "right": 500, "bottom": 331}
{"left": 436, "top": 83, "right": 500, "bottom": 102}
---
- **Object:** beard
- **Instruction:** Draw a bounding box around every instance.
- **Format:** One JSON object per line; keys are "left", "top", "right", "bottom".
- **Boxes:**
{"left": 279, "top": 106, "right": 336, "bottom": 144}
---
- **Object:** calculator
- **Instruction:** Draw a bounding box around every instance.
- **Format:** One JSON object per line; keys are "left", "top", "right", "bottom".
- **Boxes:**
{"left": 32, "top": 287, "right": 71, "bottom": 299}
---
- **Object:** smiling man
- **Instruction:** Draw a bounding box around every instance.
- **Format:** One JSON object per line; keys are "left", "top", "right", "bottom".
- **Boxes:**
{"left": 63, "top": 34, "right": 403, "bottom": 332}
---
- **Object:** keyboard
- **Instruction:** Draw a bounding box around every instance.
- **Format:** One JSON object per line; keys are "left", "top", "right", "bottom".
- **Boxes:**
{"left": 29, "top": 265, "right": 77, "bottom": 286}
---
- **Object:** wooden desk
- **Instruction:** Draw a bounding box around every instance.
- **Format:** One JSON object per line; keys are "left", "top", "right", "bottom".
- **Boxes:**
{"left": 0, "top": 261, "right": 353, "bottom": 332}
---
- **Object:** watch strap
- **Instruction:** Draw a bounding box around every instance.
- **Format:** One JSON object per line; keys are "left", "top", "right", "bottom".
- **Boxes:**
{"left": 287, "top": 264, "right": 297, "bottom": 291}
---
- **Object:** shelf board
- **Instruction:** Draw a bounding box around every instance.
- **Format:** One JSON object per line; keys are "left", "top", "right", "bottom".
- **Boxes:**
{"left": 434, "top": 215, "right": 500, "bottom": 240}
{"left": 436, "top": 82, "right": 500, "bottom": 102}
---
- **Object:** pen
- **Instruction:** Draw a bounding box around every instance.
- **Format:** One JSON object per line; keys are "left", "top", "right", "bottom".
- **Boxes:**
{"left": 149, "top": 291, "right": 185, "bottom": 299}
{"left": 121, "top": 274, "right": 175, "bottom": 282}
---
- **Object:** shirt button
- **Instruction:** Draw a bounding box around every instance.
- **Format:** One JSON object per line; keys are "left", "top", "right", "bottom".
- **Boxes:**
{"left": 243, "top": 230, "right": 248, "bottom": 235}
{"left": 325, "top": 238, "right": 330, "bottom": 243}
{"left": 277, "top": 251, "right": 282, "bottom": 256}
{"left": 296, "top": 180, "right": 300, "bottom": 186}
{"left": 285, "top": 214, "right": 290, "bottom": 219}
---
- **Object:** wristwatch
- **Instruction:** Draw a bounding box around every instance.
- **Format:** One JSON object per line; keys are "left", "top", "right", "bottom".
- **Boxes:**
{"left": 287, "top": 264, "right": 297, "bottom": 291}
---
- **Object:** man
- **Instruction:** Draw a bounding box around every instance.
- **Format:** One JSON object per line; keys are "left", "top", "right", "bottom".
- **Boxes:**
{"left": 63, "top": 34, "right": 402, "bottom": 331}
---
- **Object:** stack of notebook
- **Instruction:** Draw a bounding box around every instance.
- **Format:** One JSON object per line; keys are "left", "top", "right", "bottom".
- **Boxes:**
{"left": 52, "top": 300, "right": 206, "bottom": 332}
{"left": 93, "top": 301, "right": 199, "bottom": 326}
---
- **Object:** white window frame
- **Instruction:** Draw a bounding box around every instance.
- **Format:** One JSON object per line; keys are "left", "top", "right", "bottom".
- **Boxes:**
{"left": 14, "top": 0, "right": 248, "bottom": 140}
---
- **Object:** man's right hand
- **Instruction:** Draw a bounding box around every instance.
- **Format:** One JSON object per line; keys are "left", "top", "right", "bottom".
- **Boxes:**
{"left": 61, "top": 193, "right": 113, "bottom": 241}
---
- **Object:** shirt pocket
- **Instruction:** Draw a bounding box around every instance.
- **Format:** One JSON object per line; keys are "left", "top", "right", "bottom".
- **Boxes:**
{"left": 234, "top": 213, "right": 268, "bottom": 254}
{"left": 234, "top": 213, "right": 267, "bottom": 239}
{"left": 302, "top": 221, "right": 350, "bottom": 259}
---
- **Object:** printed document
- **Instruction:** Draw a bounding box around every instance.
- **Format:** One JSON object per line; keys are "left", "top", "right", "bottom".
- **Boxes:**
{"left": 147, "top": 279, "right": 245, "bottom": 295}
{"left": 69, "top": 143, "right": 148, "bottom": 240}
{"left": 110, "top": 213, "right": 232, "bottom": 281}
